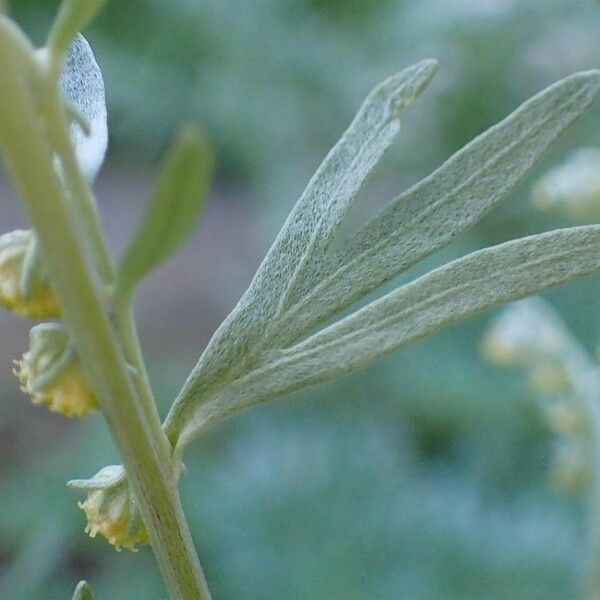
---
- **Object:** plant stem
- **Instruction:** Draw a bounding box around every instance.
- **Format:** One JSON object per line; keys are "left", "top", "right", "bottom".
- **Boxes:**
{"left": 43, "top": 52, "right": 114, "bottom": 285}
{"left": 40, "top": 56, "right": 171, "bottom": 463}
{"left": 0, "top": 22, "right": 210, "bottom": 600}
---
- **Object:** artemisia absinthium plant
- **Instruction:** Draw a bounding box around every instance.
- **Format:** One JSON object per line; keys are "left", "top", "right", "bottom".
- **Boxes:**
{"left": 0, "top": 1, "right": 599, "bottom": 598}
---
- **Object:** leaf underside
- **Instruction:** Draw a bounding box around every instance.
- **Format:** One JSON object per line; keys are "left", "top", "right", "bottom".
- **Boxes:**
{"left": 176, "top": 225, "right": 600, "bottom": 444}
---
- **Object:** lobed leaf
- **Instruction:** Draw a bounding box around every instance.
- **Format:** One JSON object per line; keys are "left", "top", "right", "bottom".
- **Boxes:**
{"left": 174, "top": 225, "right": 600, "bottom": 448}
{"left": 117, "top": 125, "right": 213, "bottom": 297}
{"left": 165, "top": 60, "right": 438, "bottom": 420}
{"left": 164, "top": 68, "right": 600, "bottom": 452}
{"left": 274, "top": 70, "right": 600, "bottom": 345}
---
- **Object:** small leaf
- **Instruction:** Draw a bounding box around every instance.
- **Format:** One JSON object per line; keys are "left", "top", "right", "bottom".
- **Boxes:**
{"left": 117, "top": 125, "right": 213, "bottom": 297}
{"left": 174, "top": 225, "right": 600, "bottom": 445}
{"left": 60, "top": 35, "right": 108, "bottom": 183}
{"left": 72, "top": 581, "right": 95, "bottom": 600}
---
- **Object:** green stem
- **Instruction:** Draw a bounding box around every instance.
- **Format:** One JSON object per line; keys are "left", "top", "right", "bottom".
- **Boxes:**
{"left": 40, "top": 57, "right": 170, "bottom": 465}
{"left": 0, "top": 21, "right": 210, "bottom": 600}
{"left": 42, "top": 56, "right": 114, "bottom": 285}
{"left": 115, "top": 302, "right": 174, "bottom": 465}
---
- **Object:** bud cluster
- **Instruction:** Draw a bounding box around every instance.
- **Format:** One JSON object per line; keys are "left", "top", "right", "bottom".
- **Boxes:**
{"left": 14, "top": 323, "right": 98, "bottom": 417}
{"left": 69, "top": 465, "right": 149, "bottom": 551}
{"left": 0, "top": 229, "right": 99, "bottom": 417}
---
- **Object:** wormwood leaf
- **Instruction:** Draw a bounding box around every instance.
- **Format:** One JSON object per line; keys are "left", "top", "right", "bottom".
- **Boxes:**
{"left": 60, "top": 35, "right": 108, "bottom": 183}
{"left": 169, "top": 60, "right": 438, "bottom": 396}
{"left": 164, "top": 67, "right": 600, "bottom": 452}
{"left": 175, "top": 226, "right": 600, "bottom": 443}
{"left": 274, "top": 70, "right": 600, "bottom": 344}
{"left": 117, "top": 125, "right": 213, "bottom": 298}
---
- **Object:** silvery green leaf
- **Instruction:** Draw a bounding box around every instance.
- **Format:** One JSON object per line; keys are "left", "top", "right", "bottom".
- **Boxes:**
{"left": 67, "top": 465, "right": 126, "bottom": 491}
{"left": 273, "top": 70, "right": 600, "bottom": 345}
{"left": 174, "top": 225, "right": 600, "bottom": 445}
{"left": 117, "top": 125, "right": 212, "bottom": 297}
{"left": 164, "top": 68, "right": 600, "bottom": 451}
{"left": 60, "top": 34, "right": 107, "bottom": 182}
{"left": 166, "top": 60, "right": 438, "bottom": 410}
{"left": 72, "top": 581, "right": 95, "bottom": 600}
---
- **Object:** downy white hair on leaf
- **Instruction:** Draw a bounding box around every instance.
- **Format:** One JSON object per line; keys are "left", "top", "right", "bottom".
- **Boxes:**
{"left": 60, "top": 34, "right": 107, "bottom": 182}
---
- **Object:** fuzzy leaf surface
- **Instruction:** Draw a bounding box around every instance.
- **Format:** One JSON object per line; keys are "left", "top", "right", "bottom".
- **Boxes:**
{"left": 164, "top": 69, "right": 600, "bottom": 451}
{"left": 175, "top": 225, "right": 600, "bottom": 445}
{"left": 173, "top": 61, "right": 438, "bottom": 396}
{"left": 274, "top": 70, "right": 600, "bottom": 344}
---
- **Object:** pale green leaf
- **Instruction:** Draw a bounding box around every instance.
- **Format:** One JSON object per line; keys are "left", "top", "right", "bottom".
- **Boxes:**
{"left": 163, "top": 68, "right": 600, "bottom": 451}
{"left": 175, "top": 225, "right": 600, "bottom": 444}
{"left": 117, "top": 125, "right": 213, "bottom": 297}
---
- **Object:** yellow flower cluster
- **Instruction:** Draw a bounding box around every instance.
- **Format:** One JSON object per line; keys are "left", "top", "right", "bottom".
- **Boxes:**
{"left": 80, "top": 490, "right": 150, "bottom": 551}
{"left": 14, "top": 323, "right": 98, "bottom": 417}
{"left": 72, "top": 466, "right": 150, "bottom": 551}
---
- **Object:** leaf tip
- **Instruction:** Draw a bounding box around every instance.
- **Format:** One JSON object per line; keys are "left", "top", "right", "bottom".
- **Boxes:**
{"left": 560, "top": 68, "right": 600, "bottom": 101}
{"left": 382, "top": 58, "right": 438, "bottom": 116}
{"left": 416, "top": 57, "right": 439, "bottom": 76}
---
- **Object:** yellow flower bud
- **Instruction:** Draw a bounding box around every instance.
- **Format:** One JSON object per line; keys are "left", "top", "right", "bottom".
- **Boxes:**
{"left": 70, "top": 466, "right": 150, "bottom": 551}
{"left": 14, "top": 323, "right": 98, "bottom": 417}
{"left": 0, "top": 230, "right": 60, "bottom": 319}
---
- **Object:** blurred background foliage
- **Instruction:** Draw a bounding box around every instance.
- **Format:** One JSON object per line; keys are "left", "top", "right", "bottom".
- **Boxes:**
{"left": 1, "top": 0, "right": 600, "bottom": 598}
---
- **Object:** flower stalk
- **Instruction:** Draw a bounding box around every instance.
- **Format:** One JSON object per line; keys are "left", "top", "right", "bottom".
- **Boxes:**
{"left": 0, "top": 16, "right": 210, "bottom": 600}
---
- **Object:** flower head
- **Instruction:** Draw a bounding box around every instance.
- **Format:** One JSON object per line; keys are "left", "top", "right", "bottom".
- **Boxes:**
{"left": 70, "top": 465, "right": 150, "bottom": 551}
{"left": 482, "top": 299, "right": 565, "bottom": 367}
{"left": 14, "top": 323, "right": 98, "bottom": 416}
{"left": 0, "top": 230, "right": 60, "bottom": 319}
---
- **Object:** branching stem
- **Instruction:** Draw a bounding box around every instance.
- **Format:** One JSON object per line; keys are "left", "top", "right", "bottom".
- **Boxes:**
{"left": 0, "top": 18, "right": 210, "bottom": 600}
